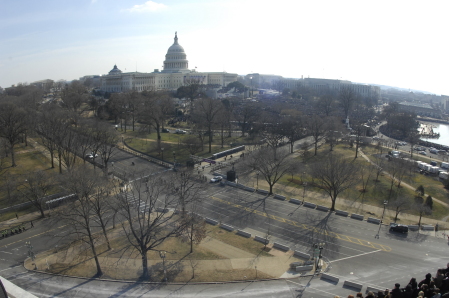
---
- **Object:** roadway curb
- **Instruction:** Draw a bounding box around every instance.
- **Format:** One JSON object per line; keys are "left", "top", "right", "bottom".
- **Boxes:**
{"left": 22, "top": 257, "right": 318, "bottom": 285}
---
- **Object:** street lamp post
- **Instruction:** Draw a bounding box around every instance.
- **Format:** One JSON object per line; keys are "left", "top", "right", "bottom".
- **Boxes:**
{"left": 256, "top": 172, "right": 260, "bottom": 189}
{"left": 159, "top": 250, "right": 167, "bottom": 282}
{"left": 302, "top": 182, "right": 307, "bottom": 204}
{"left": 375, "top": 200, "right": 388, "bottom": 238}
{"left": 173, "top": 151, "right": 177, "bottom": 171}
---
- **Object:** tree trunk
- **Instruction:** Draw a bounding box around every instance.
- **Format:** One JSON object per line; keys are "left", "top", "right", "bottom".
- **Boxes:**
{"left": 101, "top": 222, "right": 111, "bottom": 250}
{"left": 156, "top": 123, "right": 161, "bottom": 147}
{"left": 208, "top": 132, "right": 212, "bottom": 153}
{"left": 88, "top": 234, "right": 103, "bottom": 277}
{"left": 39, "top": 207, "right": 45, "bottom": 218}
{"left": 132, "top": 114, "right": 135, "bottom": 131}
{"left": 10, "top": 143, "right": 16, "bottom": 167}
{"left": 141, "top": 252, "right": 149, "bottom": 279}
{"left": 58, "top": 150, "right": 62, "bottom": 174}
{"left": 331, "top": 198, "right": 336, "bottom": 211}
{"left": 50, "top": 150, "right": 54, "bottom": 168}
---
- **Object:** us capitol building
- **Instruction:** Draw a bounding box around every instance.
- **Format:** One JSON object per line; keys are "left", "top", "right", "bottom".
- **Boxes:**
{"left": 100, "top": 32, "right": 238, "bottom": 92}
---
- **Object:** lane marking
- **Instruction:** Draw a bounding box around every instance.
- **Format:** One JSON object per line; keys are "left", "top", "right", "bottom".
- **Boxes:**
{"left": 286, "top": 280, "right": 338, "bottom": 296}
{"left": 0, "top": 251, "right": 13, "bottom": 254}
{"left": 0, "top": 265, "right": 20, "bottom": 272}
{"left": 330, "top": 249, "right": 382, "bottom": 263}
{"left": 0, "top": 224, "right": 68, "bottom": 249}
{"left": 211, "top": 196, "right": 392, "bottom": 252}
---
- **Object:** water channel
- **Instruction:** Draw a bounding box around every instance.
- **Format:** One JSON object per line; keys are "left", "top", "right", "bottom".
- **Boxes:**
{"left": 420, "top": 122, "right": 449, "bottom": 147}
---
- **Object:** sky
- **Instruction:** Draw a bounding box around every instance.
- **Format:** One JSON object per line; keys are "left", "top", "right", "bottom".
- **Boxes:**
{"left": 1, "top": 0, "right": 448, "bottom": 95}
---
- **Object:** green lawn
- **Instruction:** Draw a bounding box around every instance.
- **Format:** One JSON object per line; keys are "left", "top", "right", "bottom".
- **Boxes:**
{"left": 0, "top": 142, "right": 59, "bottom": 216}
{"left": 277, "top": 144, "right": 448, "bottom": 220}
{"left": 123, "top": 129, "right": 261, "bottom": 163}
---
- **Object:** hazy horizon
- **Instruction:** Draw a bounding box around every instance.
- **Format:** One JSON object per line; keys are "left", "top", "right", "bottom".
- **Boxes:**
{"left": 1, "top": 0, "right": 448, "bottom": 95}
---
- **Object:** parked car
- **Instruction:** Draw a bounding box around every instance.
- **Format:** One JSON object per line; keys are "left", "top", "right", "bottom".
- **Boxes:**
{"left": 162, "top": 128, "right": 170, "bottom": 133}
{"left": 389, "top": 223, "right": 408, "bottom": 234}
{"left": 175, "top": 129, "right": 187, "bottom": 134}
{"left": 210, "top": 176, "right": 223, "bottom": 183}
{"left": 419, "top": 151, "right": 427, "bottom": 155}
{"left": 86, "top": 153, "right": 99, "bottom": 159}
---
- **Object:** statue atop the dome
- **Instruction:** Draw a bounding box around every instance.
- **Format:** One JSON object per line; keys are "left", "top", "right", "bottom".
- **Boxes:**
{"left": 174, "top": 31, "right": 178, "bottom": 44}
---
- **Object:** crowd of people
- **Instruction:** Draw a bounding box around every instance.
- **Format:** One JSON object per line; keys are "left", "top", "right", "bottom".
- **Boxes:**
{"left": 336, "top": 263, "right": 449, "bottom": 298}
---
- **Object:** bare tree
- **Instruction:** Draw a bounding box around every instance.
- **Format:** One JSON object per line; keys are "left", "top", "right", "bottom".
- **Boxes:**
{"left": 390, "top": 196, "right": 411, "bottom": 223}
{"left": 415, "top": 203, "right": 431, "bottom": 227}
{"left": 182, "top": 136, "right": 203, "bottom": 155}
{"left": 193, "top": 97, "right": 222, "bottom": 153}
{"left": 114, "top": 176, "right": 192, "bottom": 279}
{"left": 19, "top": 170, "right": 56, "bottom": 218}
{"left": 56, "top": 167, "right": 109, "bottom": 277}
{"left": 305, "top": 114, "right": 327, "bottom": 156}
{"left": 141, "top": 92, "right": 173, "bottom": 146}
{"left": 35, "top": 107, "right": 68, "bottom": 168}
{"left": 339, "top": 85, "right": 357, "bottom": 119}
{"left": 55, "top": 126, "right": 79, "bottom": 173}
{"left": 0, "top": 102, "right": 28, "bottom": 167}
{"left": 310, "top": 153, "right": 360, "bottom": 211}
{"left": 60, "top": 80, "right": 88, "bottom": 126}
{"left": 246, "top": 147, "right": 295, "bottom": 194}
{"left": 87, "top": 120, "right": 119, "bottom": 175}
{"left": 170, "top": 170, "right": 203, "bottom": 214}
{"left": 178, "top": 213, "right": 207, "bottom": 253}
{"left": 89, "top": 179, "right": 114, "bottom": 250}
{"left": 234, "top": 102, "right": 260, "bottom": 137}
{"left": 278, "top": 115, "right": 303, "bottom": 153}
{"left": 316, "top": 93, "right": 335, "bottom": 117}
{"left": 176, "top": 78, "right": 203, "bottom": 114}
{"left": 373, "top": 155, "right": 386, "bottom": 182}
{"left": 124, "top": 91, "right": 142, "bottom": 132}
{"left": 406, "top": 130, "right": 421, "bottom": 158}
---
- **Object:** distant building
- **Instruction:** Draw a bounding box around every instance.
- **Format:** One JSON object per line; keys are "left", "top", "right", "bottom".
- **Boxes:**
{"left": 398, "top": 101, "right": 440, "bottom": 118}
{"left": 280, "top": 77, "right": 381, "bottom": 100}
{"left": 30, "top": 79, "right": 54, "bottom": 91}
{"left": 79, "top": 75, "right": 101, "bottom": 88}
{"left": 100, "top": 33, "right": 238, "bottom": 93}
{"left": 244, "top": 74, "right": 283, "bottom": 89}
{"left": 441, "top": 95, "right": 449, "bottom": 111}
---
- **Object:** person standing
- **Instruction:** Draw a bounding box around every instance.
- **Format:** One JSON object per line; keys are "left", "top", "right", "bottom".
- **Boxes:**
{"left": 390, "top": 283, "right": 403, "bottom": 298}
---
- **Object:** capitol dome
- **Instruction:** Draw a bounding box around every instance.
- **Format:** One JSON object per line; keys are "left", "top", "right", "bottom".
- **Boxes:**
{"left": 108, "top": 64, "right": 122, "bottom": 75}
{"left": 162, "top": 32, "right": 189, "bottom": 73}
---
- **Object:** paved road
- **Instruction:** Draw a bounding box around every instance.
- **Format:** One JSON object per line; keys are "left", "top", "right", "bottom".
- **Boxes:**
{"left": 1, "top": 146, "right": 448, "bottom": 297}
{"left": 200, "top": 185, "right": 448, "bottom": 293}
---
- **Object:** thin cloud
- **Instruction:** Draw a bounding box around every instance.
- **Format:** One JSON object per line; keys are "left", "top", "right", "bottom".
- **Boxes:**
{"left": 123, "top": 1, "right": 167, "bottom": 13}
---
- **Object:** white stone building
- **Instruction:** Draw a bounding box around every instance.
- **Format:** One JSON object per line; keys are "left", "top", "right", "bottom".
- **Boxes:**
{"left": 100, "top": 33, "right": 238, "bottom": 93}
